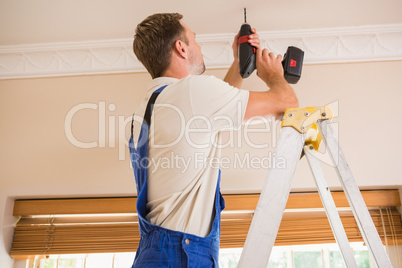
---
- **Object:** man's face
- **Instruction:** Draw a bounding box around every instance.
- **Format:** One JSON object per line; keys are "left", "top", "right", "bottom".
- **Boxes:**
{"left": 181, "top": 22, "right": 205, "bottom": 75}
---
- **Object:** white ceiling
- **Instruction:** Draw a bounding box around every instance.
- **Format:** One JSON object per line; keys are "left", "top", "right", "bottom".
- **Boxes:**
{"left": 1, "top": 0, "right": 402, "bottom": 46}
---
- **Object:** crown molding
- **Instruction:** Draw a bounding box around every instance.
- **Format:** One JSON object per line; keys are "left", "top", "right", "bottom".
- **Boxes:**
{"left": 1, "top": 24, "right": 401, "bottom": 79}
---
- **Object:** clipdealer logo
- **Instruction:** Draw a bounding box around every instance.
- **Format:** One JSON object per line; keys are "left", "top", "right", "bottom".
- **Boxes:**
{"left": 64, "top": 101, "right": 132, "bottom": 160}
{"left": 131, "top": 151, "right": 287, "bottom": 174}
{"left": 63, "top": 100, "right": 281, "bottom": 161}
{"left": 63, "top": 100, "right": 339, "bottom": 167}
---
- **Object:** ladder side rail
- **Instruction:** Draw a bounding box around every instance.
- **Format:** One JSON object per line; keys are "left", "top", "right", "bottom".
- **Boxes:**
{"left": 318, "top": 119, "right": 392, "bottom": 268}
{"left": 304, "top": 146, "right": 358, "bottom": 268}
{"left": 238, "top": 127, "right": 305, "bottom": 268}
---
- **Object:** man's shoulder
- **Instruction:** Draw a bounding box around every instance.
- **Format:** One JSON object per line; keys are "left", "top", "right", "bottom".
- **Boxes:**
{"left": 184, "top": 74, "right": 221, "bottom": 83}
{"left": 182, "top": 75, "right": 231, "bottom": 89}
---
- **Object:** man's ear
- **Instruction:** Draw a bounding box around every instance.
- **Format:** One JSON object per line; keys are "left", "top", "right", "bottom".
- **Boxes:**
{"left": 174, "top": 40, "right": 188, "bottom": 59}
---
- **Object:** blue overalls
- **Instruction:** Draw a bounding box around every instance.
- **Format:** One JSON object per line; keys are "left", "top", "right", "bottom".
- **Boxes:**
{"left": 129, "top": 85, "right": 225, "bottom": 267}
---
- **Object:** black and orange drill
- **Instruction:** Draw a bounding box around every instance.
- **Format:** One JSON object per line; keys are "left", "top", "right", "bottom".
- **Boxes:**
{"left": 238, "top": 8, "right": 304, "bottom": 83}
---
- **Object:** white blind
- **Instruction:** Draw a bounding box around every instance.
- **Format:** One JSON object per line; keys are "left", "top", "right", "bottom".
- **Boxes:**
{"left": 10, "top": 190, "right": 402, "bottom": 259}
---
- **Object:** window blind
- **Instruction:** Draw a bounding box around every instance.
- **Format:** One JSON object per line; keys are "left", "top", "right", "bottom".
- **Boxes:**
{"left": 10, "top": 190, "right": 402, "bottom": 259}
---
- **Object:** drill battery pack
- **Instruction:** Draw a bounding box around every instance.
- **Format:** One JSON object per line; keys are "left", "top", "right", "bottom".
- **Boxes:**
{"left": 282, "top": 46, "right": 304, "bottom": 84}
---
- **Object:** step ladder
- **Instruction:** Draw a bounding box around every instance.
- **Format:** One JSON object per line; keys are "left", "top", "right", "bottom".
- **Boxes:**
{"left": 238, "top": 106, "right": 392, "bottom": 268}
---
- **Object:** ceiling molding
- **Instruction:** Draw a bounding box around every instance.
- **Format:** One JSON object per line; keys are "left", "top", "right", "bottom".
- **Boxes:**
{"left": 1, "top": 24, "right": 401, "bottom": 80}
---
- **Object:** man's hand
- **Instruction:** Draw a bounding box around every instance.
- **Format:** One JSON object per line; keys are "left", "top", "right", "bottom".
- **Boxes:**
{"left": 232, "top": 28, "right": 260, "bottom": 62}
{"left": 244, "top": 48, "right": 299, "bottom": 120}
{"left": 256, "top": 48, "right": 286, "bottom": 88}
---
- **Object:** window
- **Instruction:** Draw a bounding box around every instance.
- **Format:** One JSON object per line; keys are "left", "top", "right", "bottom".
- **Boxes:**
{"left": 11, "top": 190, "right": 401, "bottom": 263}
{"left": 28, "top": 243, "right": 374, "bottom": 268}
{"left": 219, "top": 243, "right": 374, "bottom": 268}
{"left": 27, "top": 253, "right": 135, "bottom": 268}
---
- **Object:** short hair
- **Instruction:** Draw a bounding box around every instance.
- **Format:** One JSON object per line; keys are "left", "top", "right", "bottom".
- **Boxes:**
{"left": 133, "top": 13, "right": 188, "bottom": 79}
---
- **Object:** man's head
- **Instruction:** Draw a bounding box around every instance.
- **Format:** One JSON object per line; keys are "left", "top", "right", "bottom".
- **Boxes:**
{"left": 133, "top": 13, "right": 205, "bottom": 78}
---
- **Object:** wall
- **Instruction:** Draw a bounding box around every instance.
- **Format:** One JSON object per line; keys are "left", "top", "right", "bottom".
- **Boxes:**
{"left": 1, "top": 61, "right": 402, "bottom": 266}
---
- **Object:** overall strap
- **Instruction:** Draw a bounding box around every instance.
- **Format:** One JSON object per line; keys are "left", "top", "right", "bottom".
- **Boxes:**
{"left": 131, "top": 85, "right": 169, "bottom": 137}
{"left": 129, "top": 84, "right": 169, "bottom": 203}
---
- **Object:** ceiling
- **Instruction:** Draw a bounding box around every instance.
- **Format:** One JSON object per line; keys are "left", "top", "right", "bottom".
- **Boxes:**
{"left": 1, "top": 0, "right": 402, "bottom": 46}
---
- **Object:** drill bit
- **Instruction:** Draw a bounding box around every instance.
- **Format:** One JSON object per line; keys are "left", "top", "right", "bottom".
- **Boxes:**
{"left": 244, "top": 8, "right": 247, "bottom": 23}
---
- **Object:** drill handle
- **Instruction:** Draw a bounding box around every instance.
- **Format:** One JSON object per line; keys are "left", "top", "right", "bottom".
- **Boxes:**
{"left": 238, "top": 24, "right": 256, "bottom": 79}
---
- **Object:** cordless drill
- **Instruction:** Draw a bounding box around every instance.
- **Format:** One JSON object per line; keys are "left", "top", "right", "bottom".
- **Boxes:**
{"left": 238, "top": 8, "right": 304, "bottom": 84}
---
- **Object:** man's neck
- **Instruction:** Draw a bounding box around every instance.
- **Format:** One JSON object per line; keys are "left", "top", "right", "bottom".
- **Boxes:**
{"left": 162, "top": 64, "right": 190, "bottom": 79}
{"left": 161, "top": 54, "right": 190, "bottom": 79}
{"left": 161, "top": 70, "right": 188, "bottom": 80}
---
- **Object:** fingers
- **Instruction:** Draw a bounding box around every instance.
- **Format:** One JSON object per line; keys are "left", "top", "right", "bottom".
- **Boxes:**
{"left": 257, "top": 48, "right": 273, "bottom": 60}
{"left": 232, "top": 31, "right": 241, "bottom": 60}
{"left": 234, "top": 31, "right": 240, "bottom": 43}
{"left": 238, "top": 28, "right": 282, "bottom": 61}
{"left": 260, "top": 49, "right": 282, "bottom": 60}
{"left": 269, "top": 52, "right": 281, "bottom": 60}
{"left": 256, "top": 44, "right": 264, "bottom": 58}
{"left": 262, "top": 48, "right": 269, "bottom": 58}
{"left": 248, "top": 28, "right": 260, "bottom": 49}
{"left": 256, "top": 48, "right": 285, "bottom": 84}
{"left": 257, "top": 49, "right": 283, "bottom": 72}
{"left": 260, "top": 49, "right": 275, "bottom": 60}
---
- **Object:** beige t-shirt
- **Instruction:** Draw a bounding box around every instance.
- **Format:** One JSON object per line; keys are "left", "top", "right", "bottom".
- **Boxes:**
{"left": 134, "top": 75, "right": 249, "bottom": 237}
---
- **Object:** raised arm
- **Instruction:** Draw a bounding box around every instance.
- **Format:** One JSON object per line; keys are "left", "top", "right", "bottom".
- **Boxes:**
{"left": 244, "top": 48, "right": 299, "bottom": 120}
